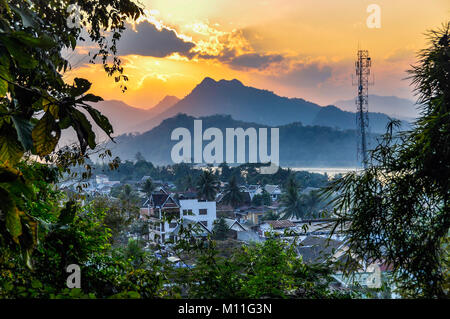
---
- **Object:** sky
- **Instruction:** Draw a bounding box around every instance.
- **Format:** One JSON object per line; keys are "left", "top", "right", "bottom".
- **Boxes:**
{"left": 66, "top": 0, "right": 450, "bottom": 109}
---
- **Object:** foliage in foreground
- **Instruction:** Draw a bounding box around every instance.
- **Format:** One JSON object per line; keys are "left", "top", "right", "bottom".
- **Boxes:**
{"left": 172, "top": 237, "right": 352, "bottom": 299}
{"left": 0, "top": 175, "right": 352, "bottom": 298}
{"left": 322, "top": 22, "right": 450, "bottom": 298}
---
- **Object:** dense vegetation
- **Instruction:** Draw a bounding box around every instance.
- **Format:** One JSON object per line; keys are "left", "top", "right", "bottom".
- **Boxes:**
{"left": 105, "top": 113, "right": 380, "bottom": 167}
{"left": 323, "top": 23, "right": 450, "bottom": 298}
{"left": 90, "top": 159, "right": 329, "bottom": 190}
{"left": 0, "top": 0, "right": 447, "bottom": 300}
{"left": 0, "top": 0, "right": 349, "bottom": 299}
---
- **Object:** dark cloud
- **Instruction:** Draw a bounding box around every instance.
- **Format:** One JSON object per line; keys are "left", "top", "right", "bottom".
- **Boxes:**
{"left": 194, "top": 50, "right": 284, "bottom": 70}
{"left": 276, "top": 63, "right": 332, "bottom": 87}
{"left": 117, "top": 21, "right": 195, "bottom": 58}
{"left": 228, "top": 53, "right": 284, "bottom": 70}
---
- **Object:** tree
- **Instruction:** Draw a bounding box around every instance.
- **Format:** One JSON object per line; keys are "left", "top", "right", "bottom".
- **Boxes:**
{"left": 141, "top": 178, "right": 155, "bottom": 198}
{"left": 280, "top": 177, "right": 304, "bottom": 220}
{"left": 135, "top": 152, "right": 145, "bottom": 162}
{"left": 176, "top": 236, "right": 352, "bottom": 298}
{"left": 119, "top": 184, "right": 139, "bottom": 220}
{"left": 222, "top": 175, "right": 243, "bottom": 208}
{"left": 212, "top": 217, "right": 230, "bottom": 240}
{"left": 0, "top": 0, "right": 143, "bottom": 257}
{"left": 219, "top": 162, "right": 231, "bottom": 181}
{"left": 181, "top": 174, "right": 196, "bottom": 191}
{"left": 299, "top": 190, "right": 323, "bottom": 218}
{"left": 252, "top": 190, "right": 272, "bottom": 206}
{"left": 196, "top": 169, "right": 219, "bottom": 201}
{"left": 91, "top": 196, "right": 133, "bottom": 245}
{"left": 322, "top": 23, "right": 450, "bottom": 298}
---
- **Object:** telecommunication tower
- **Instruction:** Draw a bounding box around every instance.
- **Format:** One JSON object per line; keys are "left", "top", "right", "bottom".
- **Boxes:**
{"left": 354, "top": 50, "right": 372, "bottom": 169}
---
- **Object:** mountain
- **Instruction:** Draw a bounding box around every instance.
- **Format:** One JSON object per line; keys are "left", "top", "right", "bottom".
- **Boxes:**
{"left": 92, "top": 100, "right": 153, "bottom": 136}
{"left": 312, "top": 105, "right": 405, "bottom": 133}
{"left": 133, "top": 77, "right": 322, "bottom": 132}
{"left": 58, "top": 96, "right": 180, "bottom": 146}
{"left": 105, "top": 113, "right": 378, "bottom": 167}
{"left": 132, "top": 77, "right": 405, "bottom": 134}
{"left": 148, "top": 95, "right": 180, "bottom": 114}
{"left": 93, "top": 96, "right": 180, "bottom": 136}
{"left": 334, "top": 95, "right": 418, "bottom": 121}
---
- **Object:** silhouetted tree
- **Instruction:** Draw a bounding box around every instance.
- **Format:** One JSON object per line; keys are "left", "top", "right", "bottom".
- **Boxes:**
{"left": 322, "top": 23, "right": 450, "bottom": 298}
{"left": 222, "top": 175, "right": 243, "bottom": 208}
{"left": 196, "top": 170, "right": 219, "bottom": 201}
{"left": 212, "top": 217, "right": 230, "bottom": 240}
{"left": 280, "top": 177, "right": 304, "bottom": 219}
{"left": 142, "top": 178, "right": 155, "bottom": 198}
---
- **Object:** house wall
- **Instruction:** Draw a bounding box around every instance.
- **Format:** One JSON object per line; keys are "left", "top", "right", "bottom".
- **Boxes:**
{"left": 179, "top": 199, "right": 216, "bottom": 232}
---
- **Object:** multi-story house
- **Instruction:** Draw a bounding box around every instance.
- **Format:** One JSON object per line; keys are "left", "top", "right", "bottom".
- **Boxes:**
{"left": 140, "top": 190, "right": 216, "bottom": 245}
{"left": 264, "top": 184, "right": 282, "bottom": 202}
{"left": 140, "top": 190, "right": 180, "bottom": 244}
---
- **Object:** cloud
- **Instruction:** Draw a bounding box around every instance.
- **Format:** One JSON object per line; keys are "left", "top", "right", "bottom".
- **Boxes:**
{"left": 183, "top": 26, "right": 284, "bottom": 71}
{"left": 384, "top": 48, "right": 415, "bottom": 63}
{"left": 117, "top": 21, "right": 195, "bottom": 58}
{"left": 228, "top": 53, "right": 284, "bottom": 70}
{"left": 274, "top": 62, "right": 332, "bottom": 87}
{"left": 68, "top": 19, "right": 286, "bottom": 74}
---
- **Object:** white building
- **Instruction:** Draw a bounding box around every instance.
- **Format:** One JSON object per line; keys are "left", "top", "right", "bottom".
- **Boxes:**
{"left": 95, "top": 174, "right": 120, "bottom": 191}
{"left": 247, "top": 185, "right": 263, "bottom": 200}
{"left": 96, "top": 174, "right": 109, "bottom": 185}
{"left": 179, "top": 199, "right": 216, "bottom": 232}
{"left": 264, "top": 184, "right": 282, "bottom": 201}
{"left": 141, "top": 193, "right": 216, "bottom": 245}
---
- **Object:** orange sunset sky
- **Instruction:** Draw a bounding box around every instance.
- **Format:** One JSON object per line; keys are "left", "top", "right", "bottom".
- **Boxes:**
{"left": 66, "top": 0, "right": 450, "bottom": 109}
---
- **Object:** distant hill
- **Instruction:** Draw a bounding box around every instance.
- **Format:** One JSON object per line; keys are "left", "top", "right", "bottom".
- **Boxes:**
{"left": 132, "top": 77, "right": 406, "bottom": 134}
{"left": 58, "top": 96, "right": 180, "bottom": 146}
{"left": 105, "top": 113, "right": 380, "bottom": 167}
{"left": 312, "top": 105, "right": 404, "bottom": 133}
{"left": 146, "top": 95, "right": 180, "bottom": 116}
{"left": 334, "top": 95, "right": 418, "bottom": 121}
{"left": 92, "top": 100, "right": 154, "bottom": 136}
{"left": 93, "top": 96, "right": 180, "bottom": 136}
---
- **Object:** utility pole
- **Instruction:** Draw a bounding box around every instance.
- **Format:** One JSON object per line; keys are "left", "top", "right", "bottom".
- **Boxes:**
{"left": 354, "top": 50, "right": 372, "bottom": 169}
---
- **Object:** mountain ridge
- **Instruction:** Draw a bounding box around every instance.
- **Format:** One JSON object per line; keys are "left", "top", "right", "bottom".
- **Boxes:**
{"left": 105, "top": 113, "right": 378, "bottom": 167}
{"left": 131, "top": 77, "right": 408, "bottom": 134}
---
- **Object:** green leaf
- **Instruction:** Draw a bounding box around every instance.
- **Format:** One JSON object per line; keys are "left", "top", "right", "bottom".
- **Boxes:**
{"left": 0, "top": 132, "right": 24, "bottom": 165}
{"left": 0, "top": 51, "right": 10, "bottom": 97}
{"left": 31, "top": 279, "right": 42, "bottom": 289}
{"left": 0, "top": 0, "right": 11, "bottom": 16}
{"left": 81, "top": 93, "right": 103, "bottom": 103}
{"left": 0, "top": 35, "right": 38, "bottom": 69}
{"left": 58, "top": 200, "right": 77, "bottom": 225}
{"left": 70, "top": 108, "right": 96, "bottom": 150}
{"left": 20, "top": 212, "right": 38, "bottom": 250}
{"left": 80, "top": 103, "right": 113, "bottom": 137}
{"left": 12, "top": 116, "right": 34, "bottom": 151}
{"left": 6, "top": 206, "right": 22, "bottom": 243}
{"left": 72, "top": 78, "right": 92, "bottom": 96}
{"left": 31, "top": 111, "right": 61, "bottom": 156}
{"left": 0, "top": 78, "right": 7, "bottom": 97}
{"left": 12, "top": 31, "right": 55, "bottom": 49}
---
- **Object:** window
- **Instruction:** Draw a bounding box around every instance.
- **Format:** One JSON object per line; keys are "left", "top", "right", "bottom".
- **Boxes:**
{"left": 199, "top": 208, "right": 207, "bottom": 215}
{"left": 183, "top": 209, "right": 193, "bottom": 215}
{"left": 169, "top": 222, "right": 177, "bottom": 229}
